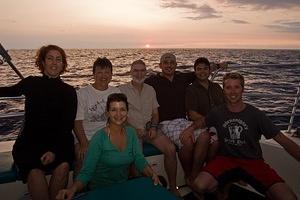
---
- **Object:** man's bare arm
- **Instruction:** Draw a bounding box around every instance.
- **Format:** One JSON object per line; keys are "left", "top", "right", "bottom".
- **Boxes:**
{"left": 273, "top": 132, "right": 300, "bottom": 162}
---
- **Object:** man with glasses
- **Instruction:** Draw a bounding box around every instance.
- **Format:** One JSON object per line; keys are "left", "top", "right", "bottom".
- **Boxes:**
{"left": 119, "top": 59, "right": 179, "bottom": 196}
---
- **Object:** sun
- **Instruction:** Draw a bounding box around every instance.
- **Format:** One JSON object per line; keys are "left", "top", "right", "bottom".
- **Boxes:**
{"left": 145, "top": 44, "right": 150, "bottom": 48}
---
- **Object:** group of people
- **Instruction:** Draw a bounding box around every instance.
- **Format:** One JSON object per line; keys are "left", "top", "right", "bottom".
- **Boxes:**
{"left": 0, "top": 44, "right": 299, "bottom": 200}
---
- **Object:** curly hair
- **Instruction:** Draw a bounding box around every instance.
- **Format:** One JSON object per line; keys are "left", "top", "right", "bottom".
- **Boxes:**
{"left": 35, "top": 45, "right": 67, "bottom": 74}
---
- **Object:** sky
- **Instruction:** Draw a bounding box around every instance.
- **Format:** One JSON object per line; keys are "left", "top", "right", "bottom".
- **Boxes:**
{"left": 1, "top": 0, "right": 300, "bottom": 49}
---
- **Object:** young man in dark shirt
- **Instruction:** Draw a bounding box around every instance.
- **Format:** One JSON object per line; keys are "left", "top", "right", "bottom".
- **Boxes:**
{"left": 185, "top": 57, "right": 225, "bottom": 181}
{"left": 186, "top": 57, "right": 224, "bottom": 121}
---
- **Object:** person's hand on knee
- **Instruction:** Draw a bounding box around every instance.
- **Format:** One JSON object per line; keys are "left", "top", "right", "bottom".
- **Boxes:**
{"left": 40, "top": 151, "right": 55, "bottom": 165}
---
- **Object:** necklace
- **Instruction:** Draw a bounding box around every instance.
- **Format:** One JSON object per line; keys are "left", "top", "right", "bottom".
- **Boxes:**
{"left": 106, "top": 125, "right": 124, "bottom": 140}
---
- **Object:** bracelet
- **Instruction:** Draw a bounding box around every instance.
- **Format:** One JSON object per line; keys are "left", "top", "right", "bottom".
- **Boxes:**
{"left": 146, "top": 121, "right": 159, "bottom": 130}
{"left": 150, "top": 123, "right": 158, "bottom": 128}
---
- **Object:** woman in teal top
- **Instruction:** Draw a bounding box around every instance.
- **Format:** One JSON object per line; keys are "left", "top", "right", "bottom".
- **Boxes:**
{"left": 57, "top": 93, "right": 160, "bottom": 200}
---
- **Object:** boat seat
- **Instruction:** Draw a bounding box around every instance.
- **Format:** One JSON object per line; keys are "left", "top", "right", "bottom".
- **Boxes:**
{"left": 143, "top": 142, "right": 162, "bottom": 157}
{"left": 0, "top": 151, "right": 18, "bottom": 184}
{"left": 0, "top": 143, "right": 162, "bottom": 184}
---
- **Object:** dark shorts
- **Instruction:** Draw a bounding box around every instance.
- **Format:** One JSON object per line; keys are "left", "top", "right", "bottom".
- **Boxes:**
{"left": 203, "top": 156, "right": 284, "bottom": 194}
{"left": 12, "top": 141, "right": 74, "bottom": 183}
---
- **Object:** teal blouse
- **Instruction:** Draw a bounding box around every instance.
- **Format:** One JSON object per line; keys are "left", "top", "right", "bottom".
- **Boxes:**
{"left": 76, "top": 126, "right": 148, "bottom": 189}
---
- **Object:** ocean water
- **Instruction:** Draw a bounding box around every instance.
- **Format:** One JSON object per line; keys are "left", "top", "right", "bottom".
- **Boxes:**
{"left": 0, "top": 48, "right": 300, "bottom": 140}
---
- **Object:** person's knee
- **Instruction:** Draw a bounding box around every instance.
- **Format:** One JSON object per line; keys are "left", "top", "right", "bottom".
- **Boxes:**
{"left": 197, "top": 132, "right": 210, "bottom": 143}
{"left": 193, "top": 176, "right": 208, "bottom": 193}
{"left": 54, "top": 162, "right": 70, "bottom": 177}
{"left": 58, "top": 162, "right": 70, "bottom": 172}
{"left": 193, "top": 172, "right": 217, "bottom": 194}
{"left": 28, "top": 168, "right": 44, "bottom": 177}
{"left": 267, "top": 183, "right": 297, "bottom": 200}
{"left": 268, "top": 191, "right": 297, "bottom": 200}
{"left": 283, "top": 193, "right": 297, "bottom": 200}
{"left": 181, "top": 139, "right": 194, "bottom": 150}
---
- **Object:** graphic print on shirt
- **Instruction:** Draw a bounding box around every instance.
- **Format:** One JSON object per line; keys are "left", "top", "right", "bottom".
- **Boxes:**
{"left": 88, "top": 99, "right": 107, "bottom": 122}
{"left": 223, "top": 118, "right": 248, "bottom": 146}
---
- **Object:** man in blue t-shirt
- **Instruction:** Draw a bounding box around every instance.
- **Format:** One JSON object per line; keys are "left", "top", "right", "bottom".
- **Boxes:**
{"left": 192, "top": 72, "right": 300, "bottom": 200}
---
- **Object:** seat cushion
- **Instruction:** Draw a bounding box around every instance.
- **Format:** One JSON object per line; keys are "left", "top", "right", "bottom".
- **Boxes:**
{"left": 143, "top": 142, "right": 162, "bottom": 157}
{"left": 0, "top": 151, "right": 18, "bottom": 183}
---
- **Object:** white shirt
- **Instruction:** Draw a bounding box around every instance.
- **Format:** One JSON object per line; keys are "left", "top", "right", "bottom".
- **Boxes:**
{"left": 76, "top": 84, "right": 120, "bottom": 140}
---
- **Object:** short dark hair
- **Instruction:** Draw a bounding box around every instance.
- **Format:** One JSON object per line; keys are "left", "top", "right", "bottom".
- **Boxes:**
{"left": 193, "top": 57, "right": 210, "bottom": 70}
{"left": 106, "top": 93, "right": 129, "bottom": 112}
{"left": 35, "top": 45, "right": 67, "bottom": 74}
{"left": 93, "top": 57, "right": 113, "bottom": 74}
{"left": 131, "top": 59, "right": 146, "bottom": 67}
{"left": 160, "top": 53, "right": 176, "bottom": 63}
{"left": 223, "top": 72, "right": 245, "bottom": 89}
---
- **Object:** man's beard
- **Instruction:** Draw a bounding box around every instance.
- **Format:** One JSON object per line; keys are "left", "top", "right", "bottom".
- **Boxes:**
{"left": 132, "top": 77, "right": 146, "bottom": 84}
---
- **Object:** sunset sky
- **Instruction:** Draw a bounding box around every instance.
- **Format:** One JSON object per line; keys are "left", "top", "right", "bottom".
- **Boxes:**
{"left": 1, "top": 0, "right": 300, "bottom": 49}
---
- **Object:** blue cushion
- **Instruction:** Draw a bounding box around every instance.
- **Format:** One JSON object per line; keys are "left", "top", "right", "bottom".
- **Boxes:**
{"left": 143, "top": 142, "right": 162, "bottom": 157}
{"left": 0, "top": 151, "right": 17, "bottom": 184}
{"left": 0, "top": 143, "right": 162, "bottom": 184}
{"left": 78, "top": 177, "right": 177, "bottom": 200}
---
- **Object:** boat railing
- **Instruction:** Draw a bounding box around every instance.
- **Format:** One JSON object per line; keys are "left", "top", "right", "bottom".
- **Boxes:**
{"left": 288, "top": 83, "right": 300, "bottom": 136}
{"left": 0, "top": 43, "right": 24, "bottom": 79}
{"left": 0, "top": 43, "right": 25, "bottom": 119}
{"left": 0, "top": 111, "right": 24, "bottom": 118}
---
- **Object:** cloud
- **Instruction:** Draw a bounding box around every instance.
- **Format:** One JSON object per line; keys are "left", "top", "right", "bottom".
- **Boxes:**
{"left": 232, "top": 19, "right": 250, "bottom": 24}
{"left": 186, "top": 14, "right": 221, "bottom": 20}
{"left": 160, "top": 0, "right": 221, "bottom": 20}
{"left": 265, "top": 21, "right": 300, "bottom": 32}
{"left": 217, "top": 0, "right": 300, "bottom": 10}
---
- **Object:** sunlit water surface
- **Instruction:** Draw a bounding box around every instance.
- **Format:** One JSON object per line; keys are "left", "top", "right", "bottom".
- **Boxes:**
{"left": 0, "top": 48, "right": 299, "bottom": 140}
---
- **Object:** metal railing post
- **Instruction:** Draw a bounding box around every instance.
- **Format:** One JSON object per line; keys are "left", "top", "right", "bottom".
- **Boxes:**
{"left": 0, "top": 43, "right": 24, "bottom": 79}
{"left": 287, "top": 83, "right": 300, "bottom": 134}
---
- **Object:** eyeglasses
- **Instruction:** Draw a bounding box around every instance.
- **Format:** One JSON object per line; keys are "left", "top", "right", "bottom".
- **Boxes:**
{"left": 132, "top": 69, "right": 146, "bottom": 73}
{"left": 162, "top": 60, "right": 176, "bottom": 65}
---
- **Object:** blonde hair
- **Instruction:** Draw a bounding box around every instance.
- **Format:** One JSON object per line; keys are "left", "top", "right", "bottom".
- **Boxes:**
{"left": 223, "top": 72, "right": 244, "bottom": 88}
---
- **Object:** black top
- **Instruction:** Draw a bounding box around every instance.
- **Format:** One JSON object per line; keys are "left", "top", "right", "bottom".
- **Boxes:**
{"left": 185, "top": 80, "right": 224, "bottom": 116}
{"left": 0, "top": 75, "right": 77, "bottom": 175}
{"left": 145, "top": 72, "right": 195, "bottom": 122}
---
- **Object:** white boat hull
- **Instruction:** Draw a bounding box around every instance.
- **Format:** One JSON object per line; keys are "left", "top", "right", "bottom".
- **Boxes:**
{"left": 261, "top": 135, "right": 300, "bottom": 198}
